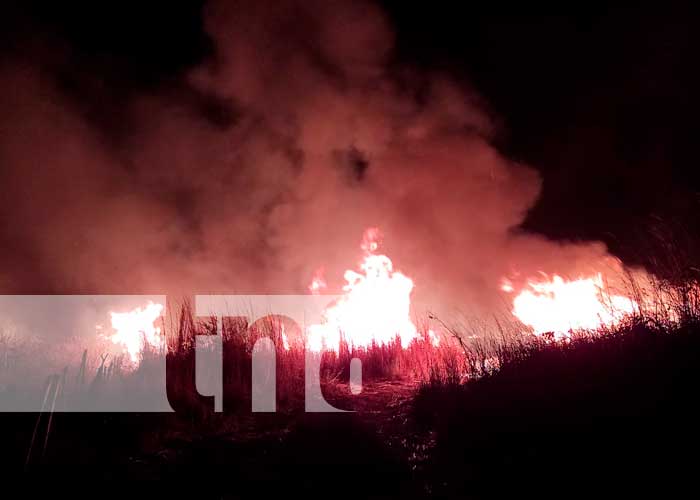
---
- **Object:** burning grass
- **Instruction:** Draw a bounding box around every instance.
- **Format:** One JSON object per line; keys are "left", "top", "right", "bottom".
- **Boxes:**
{"left": 8, "top": 288, "right": 700, "bottom": 493}
{"left": 4, "top": 266, "right": 700, "bottom": 417}
{"left": 1, "top": 272, "right": 698, "bottom": 499}
{"left": 163, "top": 302, "right": 468, "bottom": 415}
{"left": 5, "top": 227, "right": 700, "bottom": 486}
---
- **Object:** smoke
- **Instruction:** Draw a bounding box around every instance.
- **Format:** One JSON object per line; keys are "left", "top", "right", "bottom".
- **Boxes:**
{"left": 0, "top": 0, "right": 625, "bottom": 315}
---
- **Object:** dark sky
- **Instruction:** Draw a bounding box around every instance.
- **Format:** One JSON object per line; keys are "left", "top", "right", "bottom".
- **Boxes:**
{"left": 2, "top": 0, "right": 699, "bottom": 268}
{"left": 384, "top": 1, "right": 700, "bottom": 255}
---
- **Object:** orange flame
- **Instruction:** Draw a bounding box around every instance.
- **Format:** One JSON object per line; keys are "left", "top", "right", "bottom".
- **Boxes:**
{"left": 307, "top": 228, "right": 418, "bottom": 352}
{"left": 504, "top": 274, "right": 637, "bottom": 339}
{"left": 108, "top": 301, "right": 164, "bottom": 365}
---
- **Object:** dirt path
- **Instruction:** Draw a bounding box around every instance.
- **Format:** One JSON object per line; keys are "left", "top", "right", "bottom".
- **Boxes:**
{"left": 328, "top": 380, "right": 436, "bottom": 471}
{"left": 139, "top": 380, "right": 435, "bottom": 494}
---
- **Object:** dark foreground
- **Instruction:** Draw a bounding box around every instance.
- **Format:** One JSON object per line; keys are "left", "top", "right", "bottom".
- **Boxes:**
{"left": 3, "top": 322, "right": 699, "bottom": 496}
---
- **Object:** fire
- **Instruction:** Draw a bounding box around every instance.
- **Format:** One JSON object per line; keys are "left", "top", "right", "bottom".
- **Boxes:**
{"left": 307, "top": 228, "right": 418, "bottom": 352}
{"left": 504, "top": 274, "right": 638, "bottom": 339}
{"left": 308, "top": 267, "right": 327, "bottom": 295}
{"left": 428, "top": 329, "right": 440, "bottom": 347}
{"left": 108, "top": 301, "right": 165, "bottom": 364}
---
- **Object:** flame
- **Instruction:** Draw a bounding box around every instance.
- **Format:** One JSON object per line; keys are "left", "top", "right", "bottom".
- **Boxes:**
{"left": 308, "top": 267, "right": 327, "bottom": 295}
{"left": 108, "top": 301, "right": 164, "bottom": 364}
{"left": 428, "top": 329, "right": 440, "bottom": 347}
{"left": 504, "top": 274, "right": 637, "bottom": 339}
{"left": 307, "top": 228, "right": 418, "bottom": 352}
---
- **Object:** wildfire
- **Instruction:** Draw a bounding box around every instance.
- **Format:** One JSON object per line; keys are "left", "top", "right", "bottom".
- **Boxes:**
{"left": 307, "top": 228, "right": 418, "bottom": 352}
{"left": 504, "top": 274, "right": 638, "bottom": 339}
{"left": 308, "top": 267, "right": 327, "bottom": 295}
{"left": 107, "top": 301, "right": 165, "bottom": 364}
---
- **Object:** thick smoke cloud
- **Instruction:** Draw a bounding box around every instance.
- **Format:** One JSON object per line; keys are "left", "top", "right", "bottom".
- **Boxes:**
{"left": 0, "top": 0, "right": 623, "bottom": 315}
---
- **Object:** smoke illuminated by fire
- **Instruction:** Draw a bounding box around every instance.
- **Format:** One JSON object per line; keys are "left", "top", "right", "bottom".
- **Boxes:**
{"left": 307, "top": 228, "right": 419, "bottom": 352}
{"left": 107, "top": 301, "right": 165, "bottom": 364}
{"left": 503, "top": 274, "right": 638, "bottom": 339}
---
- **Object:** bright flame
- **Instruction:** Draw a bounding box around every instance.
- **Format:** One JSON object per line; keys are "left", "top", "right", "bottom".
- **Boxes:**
{"left": 505, "top": 274, "right": 637, "bottom": 339}
{"left": 108, "top": 301, "right": 164, "bottom": 364}
{"left": 308, "top": 267, "right": 327, "bottom": 295}
{"left": 307, "top": 228, "right": 418, "bottom": 352}
{"left": 428, "top": 329, "right": 440, "bottom": 347}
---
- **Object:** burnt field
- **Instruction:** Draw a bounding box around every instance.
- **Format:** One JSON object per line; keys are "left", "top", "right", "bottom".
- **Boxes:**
{"left": 3, "top": 309, "right": 699, "bottom": 496}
